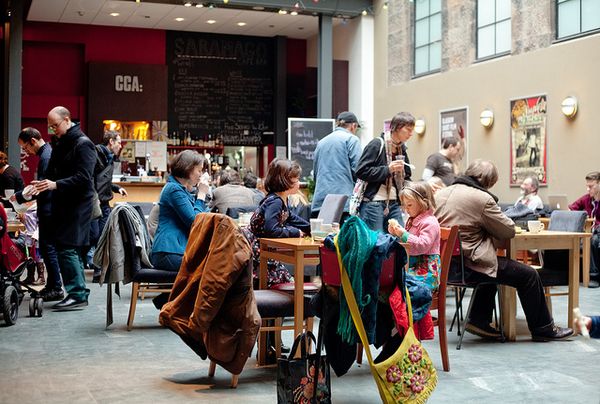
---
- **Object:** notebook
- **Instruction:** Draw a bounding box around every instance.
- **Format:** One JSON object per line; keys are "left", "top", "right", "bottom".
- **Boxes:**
{"left": 547, "top": 195, "right": 569, "bottom": 210}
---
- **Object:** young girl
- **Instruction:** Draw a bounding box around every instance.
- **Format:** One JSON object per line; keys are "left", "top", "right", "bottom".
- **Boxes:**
{"left": 388, "top": 181, "right": 441, "bottom": 290}
{"left": 246, "top": 158, "right": 310, "bottom": 287}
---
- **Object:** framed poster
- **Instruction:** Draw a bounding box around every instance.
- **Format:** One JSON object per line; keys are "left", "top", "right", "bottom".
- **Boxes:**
{"left": 510, "top": 95, "right": 547, "bottom": 186}
{"left": 287, "top": 118, "right": 335, "bottom": 181}
{"left": 440, "top": 107, "right": 468, "bottom": 173}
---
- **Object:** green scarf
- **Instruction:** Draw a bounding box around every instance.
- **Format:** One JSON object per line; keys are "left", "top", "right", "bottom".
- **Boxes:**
{"left": 336, "top": 216, "right": 379, "bottom": 344}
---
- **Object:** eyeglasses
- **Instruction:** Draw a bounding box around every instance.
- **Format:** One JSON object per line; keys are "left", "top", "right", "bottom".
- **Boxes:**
{"left": 48, "top": 118, "right": 64, "bottom": 131}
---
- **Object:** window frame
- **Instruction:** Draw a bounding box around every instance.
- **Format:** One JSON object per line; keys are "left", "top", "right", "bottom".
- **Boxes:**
{"left": 555, "top": 0, "right": 600, "bottom": 41}
{"left": 412, "top": 0, "right": 442, "bottom": 78}
{"left": 476, "top": 0, "right": 512, "bottom": 61}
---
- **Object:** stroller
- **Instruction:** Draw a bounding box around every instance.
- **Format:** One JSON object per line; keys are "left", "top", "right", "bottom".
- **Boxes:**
{"left": 0, "top": 204, "right": 41, "bottom": 326}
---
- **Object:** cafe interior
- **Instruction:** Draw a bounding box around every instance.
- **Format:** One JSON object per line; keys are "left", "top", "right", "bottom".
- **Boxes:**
{"left": 1, "top": 0, "right": 599, "bottom": 402}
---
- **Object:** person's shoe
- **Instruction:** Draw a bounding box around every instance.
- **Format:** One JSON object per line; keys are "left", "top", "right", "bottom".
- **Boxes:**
{"left": 588, "top": 280, "right": 600, "bottom": 289}
{"left": 531, "top": 324, "right": 574, "bottom": 342}
{"left": 281, "top": 344, "right": 291, "bottom": 354}
{"left": 152, "top": 293, "right": 169, "bottom": 310}
{"left": 53, "top": 296, "right": 88, "bottom": 310}
{"left": 464, "top": 321, "right": 502, "bottom": 339}
{"left": 41, "top": 288, "right": 65, "bottom": 302}
{"left": 92, "top": 268, "right": 102, "bottom": 284}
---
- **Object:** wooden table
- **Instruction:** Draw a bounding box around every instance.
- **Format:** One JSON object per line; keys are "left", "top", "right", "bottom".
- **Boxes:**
{"left": 258, "top": 237, "right": 320, "bottom": 363}
{"left": 7, "top": 221, "right": 25, "bottom": 233}
{"left": 501, "top": 230, "right": 591, "bottom": 341}
{"left": 539, "top": 217, "right": 594, "bottom": 287}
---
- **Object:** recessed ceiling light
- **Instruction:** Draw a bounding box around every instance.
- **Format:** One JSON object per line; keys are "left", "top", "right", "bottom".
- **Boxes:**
{"left": 278, "top": 9, "right": 288, "bottom": 15}
{"left": 175, "top": 17, "right": 185, "bottom": 21}
{"left": 290, "top": 11, "right": 298, "bottom": 16}
{"left": 207, "top": 19, "right": 216, "bottom": 24}
{"left": 252, "top": 6, "right": 264, "bottom": 11}
{"left": 237, "top": 22, "right": 246, "bottom": 26}
{"left": 184, "top": 1, "right": 192, "bottom": 6}
{"left": 196, "top": 3, "right": 203, "bottom": 7}
{"left": 110, "top": 12, "right": 120, "bottom": 17}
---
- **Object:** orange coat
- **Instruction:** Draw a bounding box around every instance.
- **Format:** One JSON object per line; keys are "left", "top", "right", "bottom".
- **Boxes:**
{"left": 159, "top": 213, "right": 260, "bottom": 375}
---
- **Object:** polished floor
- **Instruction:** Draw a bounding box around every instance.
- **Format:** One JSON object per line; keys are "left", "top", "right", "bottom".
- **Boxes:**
{"left": 2, "top": 272, "right": 600, "bottom": 403}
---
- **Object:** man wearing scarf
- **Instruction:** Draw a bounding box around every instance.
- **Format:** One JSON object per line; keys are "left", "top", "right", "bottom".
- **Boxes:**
{"left": 434, "top": 159, "right": 572, "bottom": 341}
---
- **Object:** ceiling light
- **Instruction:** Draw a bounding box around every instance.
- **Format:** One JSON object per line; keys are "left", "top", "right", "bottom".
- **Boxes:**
{"left": 207, "top": 19, "right": 216, "bottom": 24}
{"left": 237, "top": 22, "right": 246, "bottom": 26}
{"left": 561, "top": 96, "right": 578, "bottom": 118}
{"left": 279, "top": 9, "right": 288, "bottom": 14}
{"left": 294, "top": 2, "right": 300, "bottom": 8}
{"left": 110, "top": 12, "right": 120, "bottom": 17}
{"left": 290, "top": 10, "right": 298, "bottom": 16}
{"left": 175, "top": 17, "right": 185, "bottom": 21}
{"left": 196, "top": 3, "right": 203, "bottom": 7}
{"left": 362, "top": 9, "right": 368, "bottom": 16}
{"left": 383, "top": 2, "right": 389, "bottom": 10}
{"left": 414, "top": 119, "right": 426, "bottom": 135}
{"left": 223, "top": 0, "right": 229, "bottom": 3}
{"left": 184, "top": 1, "right": 192, "bottom": 6}
{"left": 480, "top": 109, "right": 494, "bottom": 128}
{"left": 136, "top": 0, "right": 141, "bottom": 3}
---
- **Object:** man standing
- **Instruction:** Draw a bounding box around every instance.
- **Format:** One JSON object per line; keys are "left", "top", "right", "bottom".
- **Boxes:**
{"left": 435, "top": 159, "right": 572, "bottom": 341}
{"left": 570, "top": 171, "right": 600, "bottom": 288}
{"left": 311, "top": 111, "right": 362, "bottom": 217}
{"left": 12, "top": 128, "right": 63, "bottom": 301}
{"left": 515, "top": 176, "right": 544, "bottom": 211}
{"left": 32, "top": 106, "right": 97, "bottom": 309}
{"left": 422, "top": 136, "right": 461, "bottom": 186}
{"left": 89, "top": 131, "right": 127, "bottom": 282}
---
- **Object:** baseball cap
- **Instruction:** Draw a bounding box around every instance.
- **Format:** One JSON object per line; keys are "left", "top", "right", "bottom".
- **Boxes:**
{"left": 336, "top": 111, "right": 361, "bottom": 127}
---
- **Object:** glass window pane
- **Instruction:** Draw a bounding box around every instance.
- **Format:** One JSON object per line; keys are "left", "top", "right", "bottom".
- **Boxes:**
{"left": 582, "top": 0, "right": 600, "bottom": 32}
{"left": 429, "top": 42, "right": 441, "bottom": 70}
{"left": 415, "top": 46, "right": 429, "bottom": 75}
{"left": 478, "top": 0, "right": 495, "bottom": 27}
{"left": 478, "top": 25, "right": 495, "bottom": 58}
{"left": 415, "top": 19, "right": 429, "bottom": 47}
{"left": 430, "top": 0, "right": 441, "bottom": 14}
{"left": 430, "top": 13, "right": 442, "bottom": 42}
{"left": 415, "top": 0, "right": 430, "bottom": 20}
{"left": 558, "top": 1, "right": 581, "bottom": 37}
{"left": 496, "top": 0, "right": 511, "bottom": 20}
{"left": 496, "top": 19, "right": 511, "bottom": 53}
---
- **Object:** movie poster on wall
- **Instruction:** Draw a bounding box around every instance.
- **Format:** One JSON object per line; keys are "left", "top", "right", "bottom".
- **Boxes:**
{"left": 510, "top": 95, "right": 547, "bottom": 186}
{"left": 440, "top": 108, "right": 468, "bottom": 174}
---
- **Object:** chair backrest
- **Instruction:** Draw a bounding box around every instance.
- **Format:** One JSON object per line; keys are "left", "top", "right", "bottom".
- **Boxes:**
{"left": 547, "top": 210, "right": 587, "bottom": 232}
{"left": 225, "top": 205, "right": 258, "bottom": 219}
{"left": 438, "top": 226, "right": 459, "bottom": 297}
{"left": 146, "top": 203, "right": 160, "bottom": 241}
{"left": 317, "top": 194, "right": 348, "bottom": 224}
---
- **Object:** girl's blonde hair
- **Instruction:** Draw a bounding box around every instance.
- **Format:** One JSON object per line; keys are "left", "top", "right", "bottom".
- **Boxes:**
{"left": 400, "top": 181, "right": 436, "bottom": 212}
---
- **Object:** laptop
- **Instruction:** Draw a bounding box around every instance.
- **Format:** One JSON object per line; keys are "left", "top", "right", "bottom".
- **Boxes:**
{"left": 547, "top": 195, "right": 569, "bottom": 210}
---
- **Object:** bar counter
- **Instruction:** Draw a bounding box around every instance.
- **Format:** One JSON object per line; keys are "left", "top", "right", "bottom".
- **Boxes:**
{"left": 111, "top": 181, "right": 165, "bottom": 204}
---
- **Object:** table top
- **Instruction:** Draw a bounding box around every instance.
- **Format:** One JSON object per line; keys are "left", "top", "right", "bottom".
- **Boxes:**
{"left": 514, "top": 229, "right": 591, "bottom": 238}
{"left": 7, "top": 221, "right": 25, "bottom": 233}
{"left": 259, "top": 237, "right": 322, "bottom": 250}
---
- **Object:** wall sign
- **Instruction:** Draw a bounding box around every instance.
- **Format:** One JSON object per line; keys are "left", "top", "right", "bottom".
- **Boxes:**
{"left": 440, "top": 107, "right": 468, "bottom": 174}
{"left": 287, "top": 118, "right": 335, "bottom": 181}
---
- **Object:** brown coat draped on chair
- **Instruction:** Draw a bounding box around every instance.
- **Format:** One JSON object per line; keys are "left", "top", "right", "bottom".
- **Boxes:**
{"left": 159, "top": 213, "right": 261, "bottom": 375}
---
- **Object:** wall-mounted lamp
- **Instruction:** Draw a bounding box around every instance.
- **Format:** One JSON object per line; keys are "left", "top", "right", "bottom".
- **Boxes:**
{"left": 414, "top": 118, "right": 426, "bottom": 135}
{"left": 480, "top": 109, "right": 494, "bottom": 128}
{"left": 561, "top": 96, "right": 578, "bottom": 118}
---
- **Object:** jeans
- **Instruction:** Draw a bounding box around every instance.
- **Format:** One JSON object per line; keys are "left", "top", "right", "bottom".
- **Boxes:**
{"left": 57, "top": 247, "right": 89, "bottom": 301}
{"left": 151, "top": 251, "right": 183, "bottom": 272}
{"left": 590, "top": 231, "right": 600, "bottom": 279}
{"left": 450, "top": 256, "right": 553, "bottom": 332}
{"left": 87, "top": 203, "right": 112, "bottom": 265}
{"left": 39, "top": 215, "right": 62, "bottom": 290}
{"left": 358, "top": 200, "right": 403, "bottom": 233}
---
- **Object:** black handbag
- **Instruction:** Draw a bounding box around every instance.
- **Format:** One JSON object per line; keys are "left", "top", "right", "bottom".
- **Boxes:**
{"left": 277, "top": 329, "right": 331, "bottom": 404}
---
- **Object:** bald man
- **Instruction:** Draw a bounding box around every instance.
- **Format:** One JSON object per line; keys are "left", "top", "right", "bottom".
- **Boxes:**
{"left": 32, "top": 106, "right": 96, "bottom": 309}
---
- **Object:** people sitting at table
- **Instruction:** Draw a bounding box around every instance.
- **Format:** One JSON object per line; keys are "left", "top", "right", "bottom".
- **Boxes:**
{"left": 246, "top": 158, "right": 310, "bottom": 288}
{"left": 434, "top": 159, "right": 573, "bottom": 341}
{"left": 0, "top": 151, "right": 24, "bottom": 209}
{"left": 569, "top": 171, "right": 600, "bottom": 288}
{"left": 388, "top": 181, "right": 441, "bottom": 291}
{"left": 209, "top": 169, "right": 258, "bottom": 214}
{"left": 243, "top": 171, "right": 265, "bottom": 206}
{"left": 151, "top": 150, "right": 209, "bottom": 308}
{"left": 515, "top": 176, "right": 543, "bottom": 211}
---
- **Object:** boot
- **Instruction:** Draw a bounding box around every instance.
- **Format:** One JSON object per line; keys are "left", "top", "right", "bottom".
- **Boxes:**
{"left": 23, "top": 262, "right": 36, "bottom": 285}
{"left": 34, "top": 262, "right": 46, "bottom": 286}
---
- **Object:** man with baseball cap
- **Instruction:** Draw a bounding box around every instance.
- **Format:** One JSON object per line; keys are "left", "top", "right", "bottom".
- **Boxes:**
{"left": 311, "top": 111, "right": 362, "bottom": 218}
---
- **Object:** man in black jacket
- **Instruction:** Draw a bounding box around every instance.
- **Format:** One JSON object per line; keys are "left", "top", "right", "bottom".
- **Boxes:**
{"left": 32, "top": 106, "right": 96, "bottom": 309}
{"left": 13, "top": 128, "right": 64, "bottom": 301}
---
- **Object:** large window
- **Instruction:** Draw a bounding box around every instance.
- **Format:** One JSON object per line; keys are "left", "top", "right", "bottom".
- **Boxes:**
{"left": 557, "top": 0, "right": 600, "bottom": 39}
{"left": 477, "top": 0, "right": 511, "bottom": 59}
{"left": 414, "top": 0, "right": 441, "bottom": 76}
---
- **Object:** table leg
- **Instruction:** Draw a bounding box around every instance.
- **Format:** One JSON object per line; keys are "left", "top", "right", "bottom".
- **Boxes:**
{"left": 293, "top": 251, "right": 305, "bottom": 358}
{"left": 582, "top": 238, "right": 590, "bottom": 288}
{"left": 258, "top": 244, "right": 268, "bottom": 366}
{"left": 259, "top": 244, "right": 268, "bottom": 290}
{"left": 568, "top": 238, "right": 580, "bottom": 328}
{"left": 501, "top": 239, "right": 517, "bottom": 341}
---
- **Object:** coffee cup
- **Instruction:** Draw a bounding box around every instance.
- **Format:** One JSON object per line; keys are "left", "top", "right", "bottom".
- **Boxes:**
{"left": 527, "top": 220, "right": 545, "bottom": 234}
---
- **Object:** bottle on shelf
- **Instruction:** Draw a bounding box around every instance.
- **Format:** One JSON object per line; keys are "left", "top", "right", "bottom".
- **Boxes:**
{"left": 187, "top": 131, "right": 192, "bottom": 147}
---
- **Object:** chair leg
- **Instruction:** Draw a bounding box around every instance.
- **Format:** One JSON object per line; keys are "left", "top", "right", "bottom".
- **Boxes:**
{"left": 208, "top": 361, "right": 216, "bottom": 377}
{"left": 438, "top": 305, "right": 450, "bottom": 372}
{"left": 495, "top": 286, "right": 506, "bottom": 343}
{"left": 544, "top": 286, "right": 553, "bottom": 315}
{"left": 257, "top": 319, "right": 268, "bottom": 366}
{"left": 356, "top": 344, "right": 363, "bottom": 365}
{"left": 275, "top": 318, "right": 282, "bottom": 358}
{"left": 456, "top": 286, "right": 479, "bottom": 350}
{"left": 231, "top": 374, "right": 239, "bottom": 388}
{"left": 127, "top": 282, "right": 140, "bottom": 331}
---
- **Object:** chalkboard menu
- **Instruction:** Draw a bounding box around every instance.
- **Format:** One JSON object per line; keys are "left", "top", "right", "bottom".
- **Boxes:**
{"left": 288, "top": 118, "right": 335, "bottom": 180}
{"left": 166, "top": 31, "right": 274, "bottom": 145}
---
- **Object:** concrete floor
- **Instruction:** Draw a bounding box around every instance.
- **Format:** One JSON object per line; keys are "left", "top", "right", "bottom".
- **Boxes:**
{"left": 2, "top": 272, "right": 600, "bottom": 403}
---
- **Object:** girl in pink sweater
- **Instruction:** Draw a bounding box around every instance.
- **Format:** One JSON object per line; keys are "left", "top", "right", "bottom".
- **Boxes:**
{"left": 388, "top": 181, "right": 441, "bottom": 290}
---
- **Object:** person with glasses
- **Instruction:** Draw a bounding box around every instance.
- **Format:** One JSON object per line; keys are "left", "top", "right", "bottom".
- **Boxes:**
{"left": 30, "top": 106, "right": 97, "bottom": 310}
